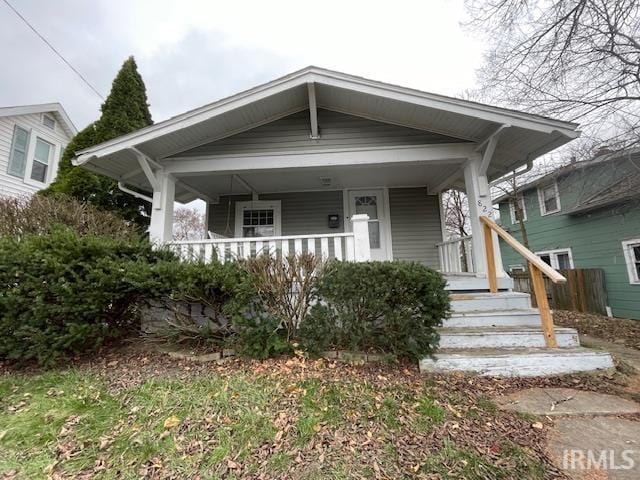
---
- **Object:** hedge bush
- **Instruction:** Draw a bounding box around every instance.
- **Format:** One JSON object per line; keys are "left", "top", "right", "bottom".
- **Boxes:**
{"left": 0, "top": 229, "right": 171, "bottom": 365}
{"left": 0, "top": 194, "right": 140, "bottom": 240}
{"left": 299, "top": 261, "right": 450, "bottom": 359}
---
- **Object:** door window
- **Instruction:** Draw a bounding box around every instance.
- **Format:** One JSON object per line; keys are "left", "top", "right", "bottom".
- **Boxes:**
{"left": 354, "top": 195, "right": 380, "bottom": 249}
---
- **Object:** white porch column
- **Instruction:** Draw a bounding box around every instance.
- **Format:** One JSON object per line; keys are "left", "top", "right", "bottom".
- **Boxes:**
{"left": 149, "top": 172, "right": 175, "bottom": 244}
{"left": 351, "top": 214, "right": 371, "bottom": 262}
{"left": 463, "top": 155, "right": 506, "bottom": 277}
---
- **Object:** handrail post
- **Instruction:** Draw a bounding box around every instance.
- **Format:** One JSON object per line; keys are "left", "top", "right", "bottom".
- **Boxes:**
{"left": 529, "top": 262, "right": 557, "bottom": 347}
{"left": 483, "top": 221, "right": 498, "bottom": 293}
{"left": 351, "top": 214, "right": 371, "bottom": 262}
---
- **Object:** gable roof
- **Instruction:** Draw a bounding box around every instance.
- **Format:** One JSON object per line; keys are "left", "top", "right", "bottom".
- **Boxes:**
{"left": 493, "top": 147, "right": 640, "bottom": 205}
{"left": 0, "top": 103, "right": 77, "bottom": 137}
{"left": 72, "top": 66, "right": 580, "bottom": 199}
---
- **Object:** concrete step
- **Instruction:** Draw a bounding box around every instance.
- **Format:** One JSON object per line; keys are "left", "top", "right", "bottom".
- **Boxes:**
{"left": 438, "top": 326, "right": 580, "bottom": 349}
{"left": 443, "top": 309, "right": 542, "bottom": 328}
{"left": 419, "top": 347, "right": 615, "bottom": 377}
{"left": 450, "top": 292, "right": 532, "bottom": 312}
{"left": 445, "top": 274, "right": 513, "bottom": 292}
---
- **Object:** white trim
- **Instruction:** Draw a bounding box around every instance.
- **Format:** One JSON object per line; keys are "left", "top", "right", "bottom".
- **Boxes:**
{"left": 537, "top": 181, "right": 561, "bottom": 216}
{"left": 73, "top": 66, "right": 578, "bottom": 163}
{"left": 535, "top": 248, "right": 574, "bottom": 269}
{"left": 163, "top": 144, "right": 473, "bottom": 175}
{"left": 234, "top": 200, "right": 282, "bottom": 238}
{"left": 509, "top": 194, "right": 527, "bottom": 224}
{"left": 345, "top": 188, "right": 392, "bottom": 261}
{"left": 42, "top": 113, "right": 56, "bottom": 131}
{"left": 0, "top": 103, "right": 77, "bottom": 135}
{"left": 9, "top": 123, "right": 62, "bottom": 187}
{"left": 621, "top": 239, "right": 640, "bottom": 284}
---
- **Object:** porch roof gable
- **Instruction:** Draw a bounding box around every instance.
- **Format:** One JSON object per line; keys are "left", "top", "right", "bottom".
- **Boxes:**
{"left": 73, "top": 66, "right": 580, "bottom": 200}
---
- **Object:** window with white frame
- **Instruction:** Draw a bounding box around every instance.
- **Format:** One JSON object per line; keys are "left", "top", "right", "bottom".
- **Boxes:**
{"left": 7, "top": 124, "right": 59, "bottom": 185}
{"left": 234, "top": 200, "right": 281, "bottom": 238}
{"left": 537, "top": 182, "right": 561, "bottom": 215}
{"left": 622, "top": 239, "right": 640, "bottom": 284}
{"left": 535, "top": 248, "right": 573, "bottom": 270}
{"left": 30, "top": 138, "right": 53, "bottom": 182}
{"left": 509, "top": 194, "right": 527, "bottom": 224}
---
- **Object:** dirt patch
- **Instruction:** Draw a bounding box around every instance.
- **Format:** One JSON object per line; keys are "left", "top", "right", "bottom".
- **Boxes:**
{"left": 554, "top": 310, "right": 640, "bottom": 350}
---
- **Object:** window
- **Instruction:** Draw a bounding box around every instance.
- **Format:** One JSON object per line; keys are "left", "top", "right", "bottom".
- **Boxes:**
{"left": 538, "top": 182, "right": 561, "bottom": 215}
{"left": 30, "top": 138, "right": 52, "bottom": 182}
{"left": 622, "top": 239, "right": 640, "bottom": 284}
{"left": 535, "top": 248, "right": 574, "bottom": 270}
{"left": 509, "top": 194, "right": 527, "bottom": 224}
{"left": 235, "top": 200, "right": 281, "bottom": 238}
{"left": 42, "top": 114, "right": 56, "bottom": 130}
{"left": 7, "top": 125, "right": 30, "bottom": 177}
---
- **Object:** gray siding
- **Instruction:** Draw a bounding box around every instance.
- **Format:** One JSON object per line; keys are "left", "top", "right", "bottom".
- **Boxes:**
{"left": 208, "top": 190, "right": 344, "bottom": 237}
{"left": 177, "top": 109, "right": 466, "bottom": 157}
{"left": 389, "top": 188, "right": 442, "bottom": 267}
{"left": 209, "top": 188, "right": 443, "bottom": 268}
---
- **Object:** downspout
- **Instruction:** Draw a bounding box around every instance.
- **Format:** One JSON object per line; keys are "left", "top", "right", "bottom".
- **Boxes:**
{"left": 117, "top": 181, "right": 153, "bottom": 203}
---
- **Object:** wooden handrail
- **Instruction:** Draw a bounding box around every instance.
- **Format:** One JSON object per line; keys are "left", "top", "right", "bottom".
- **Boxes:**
{"left": 480, "top": 217, "right": 567, "bottom": 284}
{"left": 480, "top": 215, "right": 566, "bottom": 348}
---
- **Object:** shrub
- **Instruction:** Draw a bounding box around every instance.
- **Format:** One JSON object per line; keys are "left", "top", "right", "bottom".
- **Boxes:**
{"left": 299, "top": 261, "right": 450, "bottom": 359}
{"left": 232, "top": 302, "right": 293, "bottom": 359}
{"left": 0, "top": 229, "right": 170, "bottom": 365}
{"left": 0, "top": 194, "right": 140, "bottom": 240}
{"left": 241, "top": 253, "right": 325, "bottom": 341}
{"left": 149, "top": 260, "right": 254, "bottom": 348}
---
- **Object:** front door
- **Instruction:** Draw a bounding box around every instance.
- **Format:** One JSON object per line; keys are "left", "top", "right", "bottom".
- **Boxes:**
{"left": 348, "top": 189, "right": 390, "bottom": 261}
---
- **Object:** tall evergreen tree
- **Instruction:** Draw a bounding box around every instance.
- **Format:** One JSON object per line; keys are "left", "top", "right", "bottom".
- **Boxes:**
{"left": 42, "top": 57, "right": 153, "bottom": 227}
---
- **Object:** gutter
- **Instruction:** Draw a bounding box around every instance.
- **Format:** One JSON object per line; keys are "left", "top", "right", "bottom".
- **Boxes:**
{"left": 117, "top": 182, "right": 153, "bottom": 203}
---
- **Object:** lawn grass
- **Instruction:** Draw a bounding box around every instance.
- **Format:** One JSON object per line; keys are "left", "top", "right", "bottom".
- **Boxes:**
{"left": 0, "top": 353, "right": 569, "bottom": 479}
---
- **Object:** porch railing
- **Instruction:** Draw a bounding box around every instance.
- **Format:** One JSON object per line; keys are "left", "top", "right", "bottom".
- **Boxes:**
{"left": 436, "top": 236, "right": 475, "bottom": 273}
{"left": 165, "top": 214, "right": 372, "bottom": 264}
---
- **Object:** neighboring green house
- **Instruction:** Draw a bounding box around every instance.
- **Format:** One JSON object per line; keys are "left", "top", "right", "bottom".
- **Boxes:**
{"left": 495, "top": 149, "right": 640, "bottom": 320}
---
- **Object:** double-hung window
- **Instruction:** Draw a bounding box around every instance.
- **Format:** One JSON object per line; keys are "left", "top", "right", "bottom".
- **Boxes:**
{"left": 7, "top": 124, "right": 58, "bottom": 185}
{"left": 536, "top": 248, "right": 573, "bottom": 270}
{"left": 538, "top": 182, "right": 561, "bottom": 215}
{"left": 31, "top": 138, "right": 53, "bottom": 182}
{"left": 509, "top": 194, "right": 527, "bottom": 224}
{"left": 235, "top": 200, "right": 282, "bottom": 238}
{"left": 7, "top": 125, "right": 30, "bottom": 178}
{"left": 622, "top": 239, "right": 640, "bottom": 284}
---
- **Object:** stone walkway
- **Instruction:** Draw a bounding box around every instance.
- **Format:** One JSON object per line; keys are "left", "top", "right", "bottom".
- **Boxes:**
{"left": 497, "top": 387, "right": 640, "bottom": 479}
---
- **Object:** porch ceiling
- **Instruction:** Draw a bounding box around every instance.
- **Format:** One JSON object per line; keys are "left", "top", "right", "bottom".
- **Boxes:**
{"left": 73, "top": 66, "right": 580, "bottom": 202}
{"left": 169, "top": 161, "right": 465, "bottom": 199}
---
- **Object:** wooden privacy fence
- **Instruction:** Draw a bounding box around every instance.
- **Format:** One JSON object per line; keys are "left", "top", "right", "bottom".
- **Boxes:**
{"left": 510, "top": 268, "right": 608, "bottom": 315}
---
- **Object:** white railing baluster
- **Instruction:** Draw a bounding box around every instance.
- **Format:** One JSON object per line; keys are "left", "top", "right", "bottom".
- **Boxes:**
{"left": 255, "top": 240, "right": 264, "bottom": 257}
{"left": 307, "top": 238, "right": 316, "bottom": 256}
{"left": 334, "top": 236, "right": 343, "bottom": 261}
{"left": 345, "top": 236, "right": 355, "bottom": 261}
{"left": 215, "top": 244, "right": 225, "bottom": 264}
{"left": 294, "top": 238, "right": 303, "bottom": 255}
{"left": 229, "top": 242, "right": 238, "bottom": 260}
{"left": 204, "top": 243, "right": 213, "bottom": 263}
{"left": 242, "top": 241, "right": 251, "bottom": 259}
{"left": 436, "top": 235, "right": 475, "bottom": 273}
{"left": 281, "top": 239, "right": 289, "bottom": 258}
{"left": 268, "top": 240, "right": 276, "bottom": 257}
{"left": 320, "top": 237, "right": 329, "bottom": 259}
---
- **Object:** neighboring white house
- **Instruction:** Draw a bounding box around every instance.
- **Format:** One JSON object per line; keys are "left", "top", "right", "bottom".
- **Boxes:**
{"left": 0, "top": 103, "right": 77, "bottom": 198}
{"left": 73, "top": 66, "right": 580, "bottom": 275}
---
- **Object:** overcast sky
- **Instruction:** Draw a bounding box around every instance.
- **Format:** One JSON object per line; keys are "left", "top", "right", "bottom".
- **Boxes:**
{"left": 0, "top": 0, "right": 485, "bottom": 130}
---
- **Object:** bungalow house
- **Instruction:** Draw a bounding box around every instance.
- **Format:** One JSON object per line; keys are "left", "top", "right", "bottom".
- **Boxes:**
{"left": 72, "top": 66, "right": 614, "bottom": 375}
{"left": 0, "top": 103, "right": 76, "bottom": 198}
{"left": 495, "top": 149, "right": 640, "bottom": 320}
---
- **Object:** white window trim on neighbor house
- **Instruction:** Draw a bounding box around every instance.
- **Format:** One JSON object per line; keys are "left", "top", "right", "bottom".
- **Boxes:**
{"left": 621, "top": 238, "right": 640, "bottom": 285}
{"left": 535, "top": 248, "right": 574, "bottom": 269}
{"left": 7, "top": 122, "right": 62, "bottom": 187}
{"left": 537, "top": 181, "right": 561, "bottom": 216}
{"left": 509, "top": 194, "right": 527, "bottom": 224}
{"left": 234, "top": 200, "right": 282, "bottom": 238}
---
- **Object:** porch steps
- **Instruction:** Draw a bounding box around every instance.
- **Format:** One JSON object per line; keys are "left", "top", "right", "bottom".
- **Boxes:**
{"left": 443, "top": 309, "right": 542, "bottom": 328}
{"left": 419, "top": 347, "right": 614, "bottom": 377}
{"left": 420, "top": 277, "right": 615, "bottom": 377}
{"left": 438, "top": 326, "right": 580, "bottom": 349}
